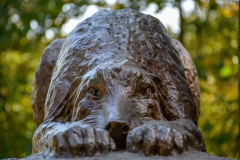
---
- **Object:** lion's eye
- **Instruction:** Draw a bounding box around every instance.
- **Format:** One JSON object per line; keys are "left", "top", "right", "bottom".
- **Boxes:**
{"left": 143, "top": 86, "right": 154, "bottom": 97}
{"left": 147, "top": 87, "right": 152, "bottom": 96}
{"left": 88, "top": 87, "right": 100, "bottom": 98}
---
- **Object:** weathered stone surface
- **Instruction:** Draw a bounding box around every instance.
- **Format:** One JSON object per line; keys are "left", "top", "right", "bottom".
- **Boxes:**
{"left": 31, "top": 39, "right": 65, "bottom": 126}
{"left": 22, "top": 151, "right": 233, "bottom": 160}
{"left": 173, "top": 39, "right": 201, "bottom": 118}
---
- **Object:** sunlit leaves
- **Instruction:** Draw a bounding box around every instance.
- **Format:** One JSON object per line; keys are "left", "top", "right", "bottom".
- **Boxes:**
{"left": 168, "top": 0, "right": 239, "bottom": 158}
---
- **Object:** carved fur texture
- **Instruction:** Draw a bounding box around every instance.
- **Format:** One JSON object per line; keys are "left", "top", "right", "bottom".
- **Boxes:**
{"left": 31, "top": 9, "right": 205, "bottom": 157}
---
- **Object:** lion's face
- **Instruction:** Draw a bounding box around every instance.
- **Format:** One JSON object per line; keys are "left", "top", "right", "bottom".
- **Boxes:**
{"left": 69, "top": 66, "right": 165, "bottom": 148}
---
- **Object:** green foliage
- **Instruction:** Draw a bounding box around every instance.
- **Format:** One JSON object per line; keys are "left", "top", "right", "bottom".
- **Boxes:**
{"left": 0, "top": 0, "right": 238, "bottom": 159}
{"left": 179, "top": 1, "right": 238, "bottom": 158}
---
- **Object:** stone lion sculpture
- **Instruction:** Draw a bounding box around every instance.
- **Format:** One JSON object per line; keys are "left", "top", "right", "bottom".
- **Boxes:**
{"left": 31, "top": 9, "right": 205, "bottom": 157}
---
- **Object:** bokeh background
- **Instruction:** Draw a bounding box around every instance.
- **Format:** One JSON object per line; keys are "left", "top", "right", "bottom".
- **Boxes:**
{"left": 0, "top": 0, "right": 238, "bottom": 159}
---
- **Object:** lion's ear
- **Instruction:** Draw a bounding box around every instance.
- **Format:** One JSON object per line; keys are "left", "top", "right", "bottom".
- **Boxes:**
{"left": 31, "top": 39, "right": 65, "bottom": 126}
{"left": 172, "top": 39, "right": 201, "bottom": 119}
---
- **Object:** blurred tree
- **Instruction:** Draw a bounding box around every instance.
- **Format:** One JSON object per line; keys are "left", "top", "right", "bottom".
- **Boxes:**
{"left": 0, "top": 0, "right": 238, "bottom": 159}
{"left": 180, "top": 1, "right": 239, "bottom": 158}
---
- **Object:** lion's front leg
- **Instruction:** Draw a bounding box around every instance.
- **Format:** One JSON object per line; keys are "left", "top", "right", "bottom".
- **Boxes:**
{"left": 32, "top": 121, "right": 116, "bottom": 157}
{"left": 126, "top": 119, "right": 206, "bottom": 156}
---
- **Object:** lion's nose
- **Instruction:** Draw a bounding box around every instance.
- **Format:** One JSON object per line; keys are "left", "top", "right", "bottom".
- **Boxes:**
{"left": 105, "top": 121, "right": 130, "bottom": 134}
{"left": 105, "top": 121, "right": 130, "bottom": 149}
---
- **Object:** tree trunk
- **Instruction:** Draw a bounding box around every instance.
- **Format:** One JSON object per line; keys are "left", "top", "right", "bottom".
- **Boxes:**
{"left": 179, "top": 0, "right": 184, "bottom": 45}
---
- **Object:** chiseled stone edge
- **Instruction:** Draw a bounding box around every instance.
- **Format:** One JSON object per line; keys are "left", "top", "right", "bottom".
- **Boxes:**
{"left": 13, "top": 151, "right": 233, "bottom": 160}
